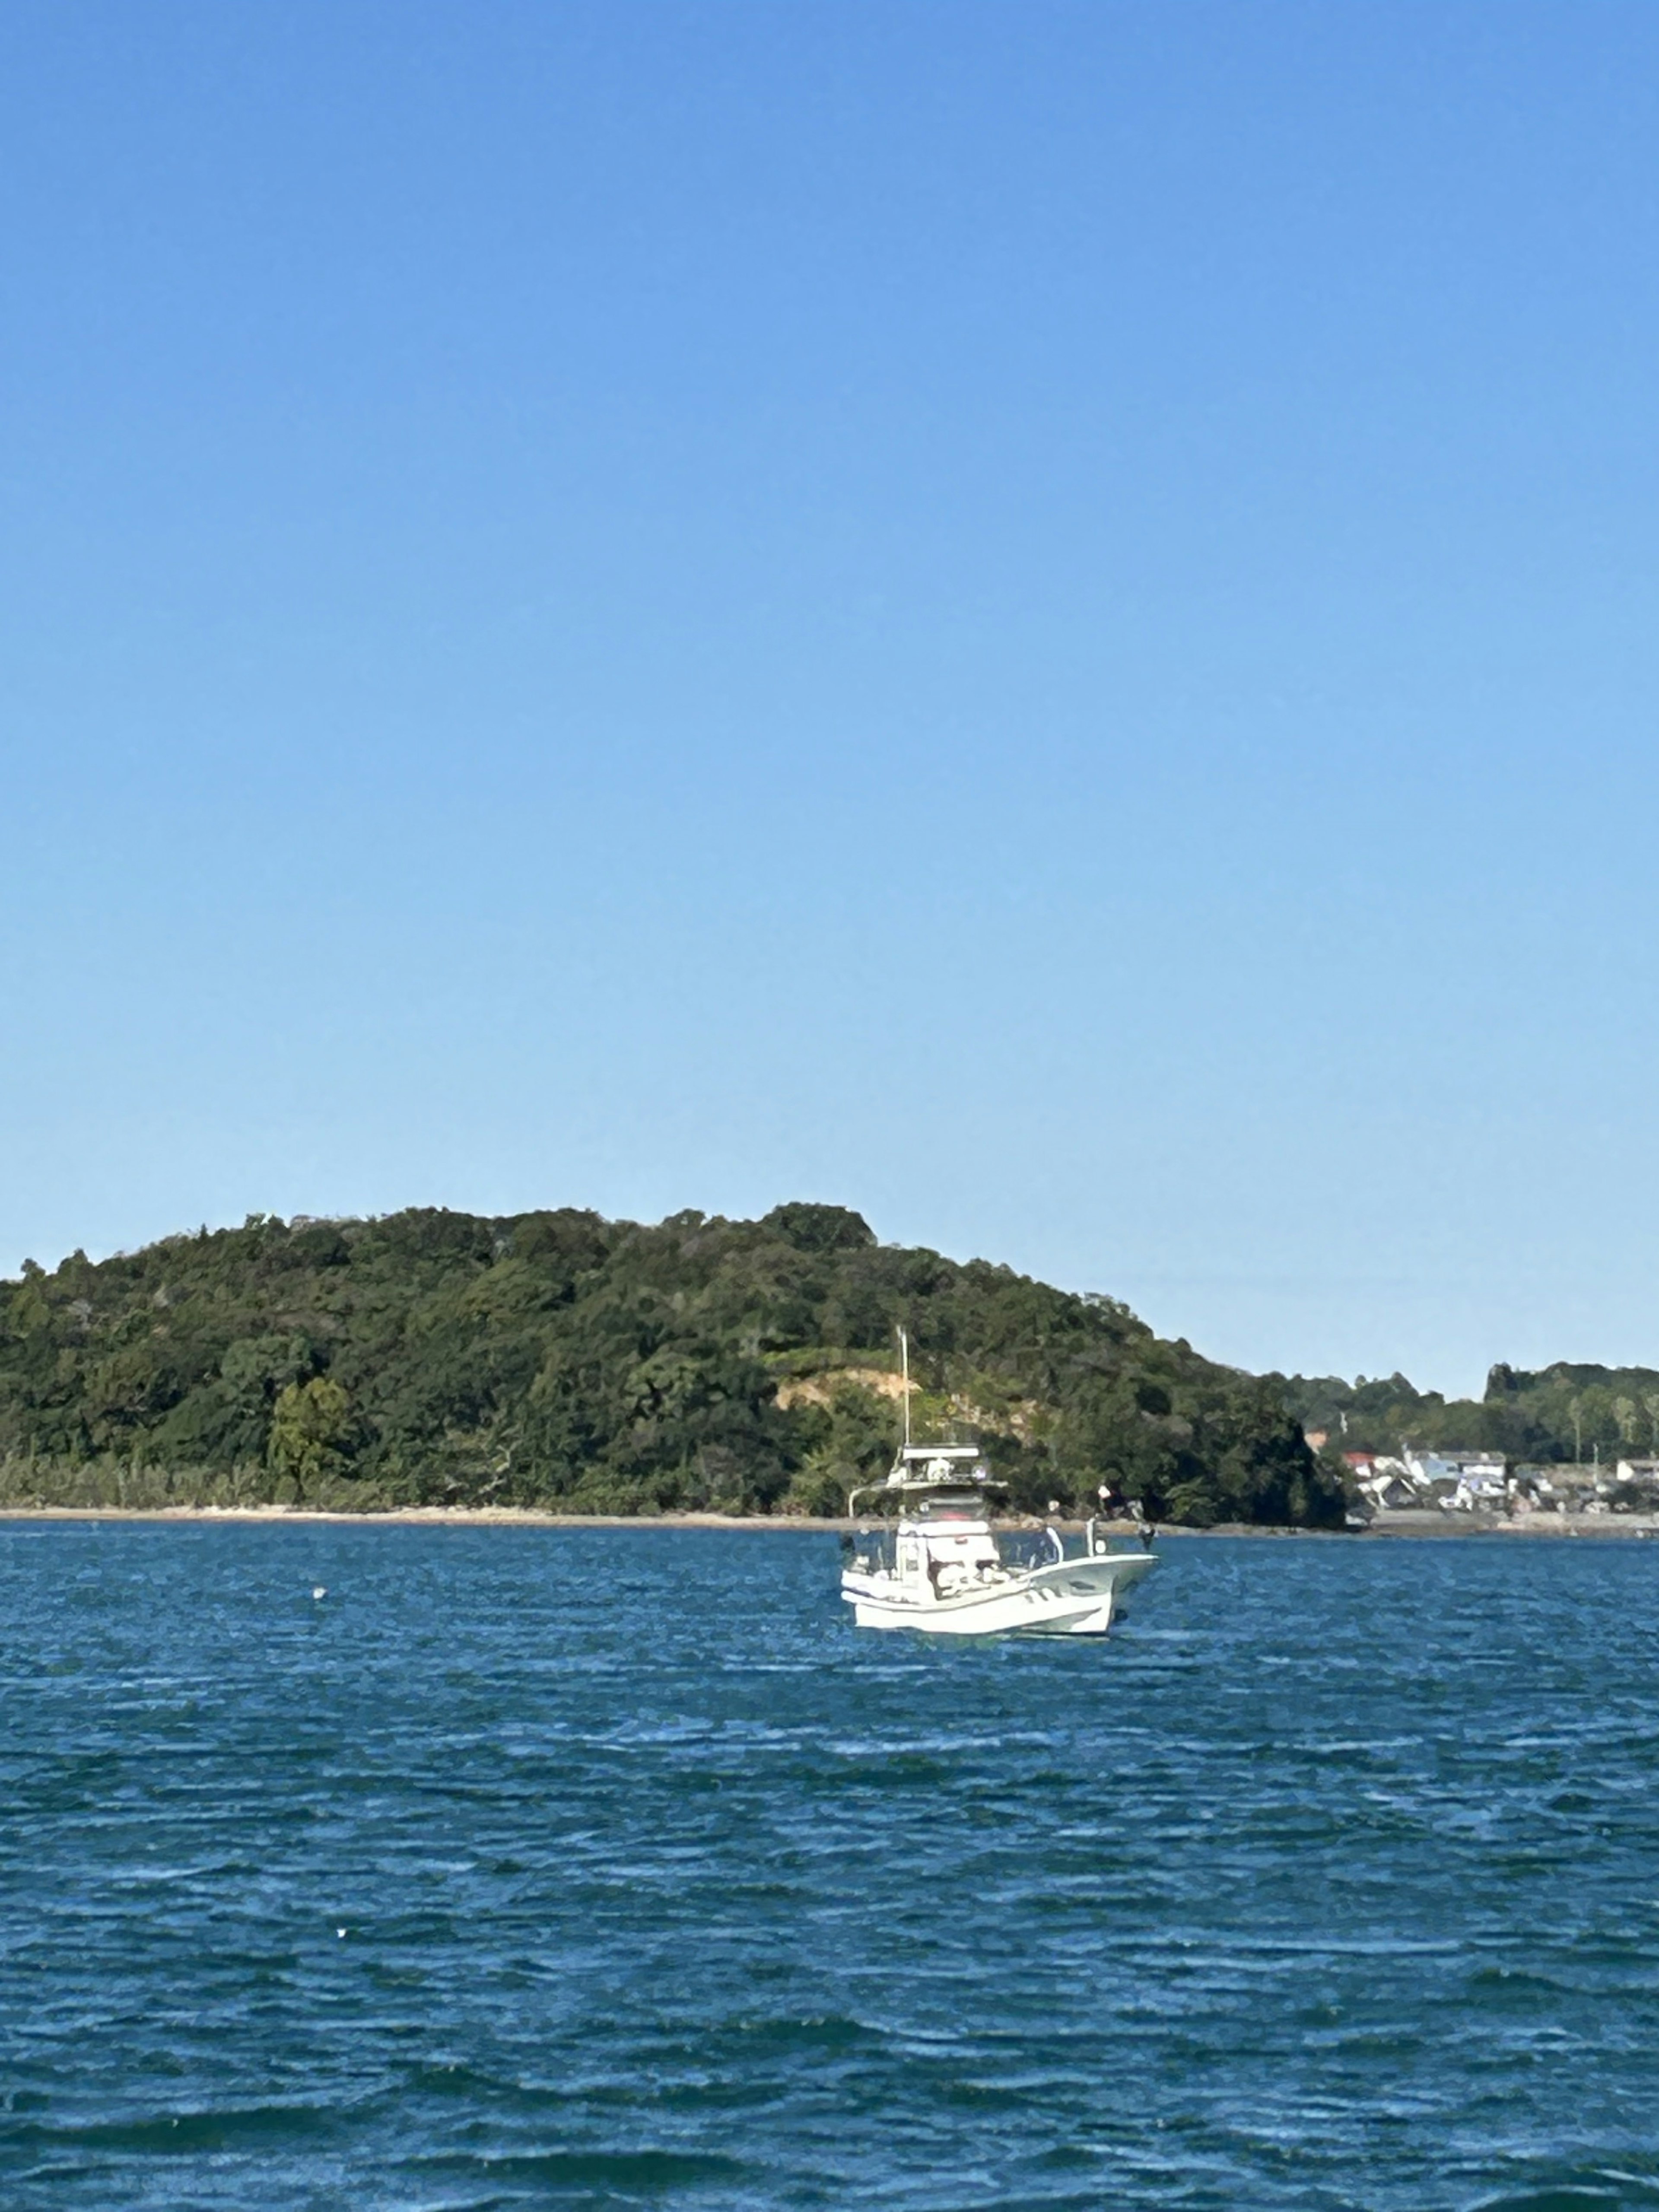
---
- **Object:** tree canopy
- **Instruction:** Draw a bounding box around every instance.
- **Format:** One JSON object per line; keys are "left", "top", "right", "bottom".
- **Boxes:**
{"left": 0, "top": 1203, "right": 1344, "bottom": 1526}
{"left": 1271, "top": 1361, "right": 1659, "bottom": 1467}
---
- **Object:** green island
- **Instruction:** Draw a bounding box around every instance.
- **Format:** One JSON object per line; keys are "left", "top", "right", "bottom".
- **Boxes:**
{"left": 0, "top": 1201, "right": 1340, "bottom": 1526}
{"left": 7, "top": 1202, "right": 1645, "bottom": 1526}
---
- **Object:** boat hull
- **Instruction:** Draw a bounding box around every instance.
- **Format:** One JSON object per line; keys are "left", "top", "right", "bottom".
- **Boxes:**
{"left": 842, "top": 1550, "right": 1156, "bottom": 1637}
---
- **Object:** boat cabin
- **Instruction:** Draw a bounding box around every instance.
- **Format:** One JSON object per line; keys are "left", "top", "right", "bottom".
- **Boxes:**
{"left": 901, "top": 1491, "right": 1003, "bottom": 1596}
{"left": 849, "top": 1446, "right": 1008, "bottom": 1600}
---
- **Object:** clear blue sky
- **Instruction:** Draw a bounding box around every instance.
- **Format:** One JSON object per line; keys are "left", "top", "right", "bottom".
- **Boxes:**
{"left": 3, "top": 1, "right": 1656, "bottom": 1395}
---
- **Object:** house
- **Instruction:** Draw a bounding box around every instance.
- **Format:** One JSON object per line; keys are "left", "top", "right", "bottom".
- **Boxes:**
{"left": 1545, "top": 1463, "right": 1599, "bottom": 1492}
{"left": 1510, "top": 1466, "right": 1558, "bottom": 1510}
{"left": 1360, "top": 1470, "right": 1418, "bottom": 1512}
{"left": 1450, "top": 1468, "right": 1508, "bottom": 1511}
{"left": 1402, "top": 1449, "right": 1508, "bottom": 1511}
{"left": 1349, "top": 1452, "right": 1417, "bottom": 1513}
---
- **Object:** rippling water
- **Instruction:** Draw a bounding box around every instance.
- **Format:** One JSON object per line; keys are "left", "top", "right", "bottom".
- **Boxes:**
{"left": 4, "top": 1524, "right": 1659, "bottom": 2209}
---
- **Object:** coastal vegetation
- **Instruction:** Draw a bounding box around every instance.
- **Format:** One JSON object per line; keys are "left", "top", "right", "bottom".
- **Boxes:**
{"left": 1276, "top": 1363, "right": 1659, "bottom": 1469}
{"left": 0, "top": 1203, "right": 1342, "bottom": 1526}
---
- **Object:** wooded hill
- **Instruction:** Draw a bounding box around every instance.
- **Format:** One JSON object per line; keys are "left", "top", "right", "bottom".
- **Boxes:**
{"left": 0, "top": 1202, "right": 1343, "bottom": 1525}
{"left": 1273, "top": 1362, "right": 1659, "bottom": 1469}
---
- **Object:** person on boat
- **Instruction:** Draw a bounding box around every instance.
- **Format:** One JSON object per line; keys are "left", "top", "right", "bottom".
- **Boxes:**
{"left": 1127, "top": 1494, "right": 1158, "bottom": 1549}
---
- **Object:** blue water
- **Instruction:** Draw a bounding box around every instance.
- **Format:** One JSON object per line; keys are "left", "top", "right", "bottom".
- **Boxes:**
{"left": 3, "top": 1527, "right": 1659, "bottom": 2210}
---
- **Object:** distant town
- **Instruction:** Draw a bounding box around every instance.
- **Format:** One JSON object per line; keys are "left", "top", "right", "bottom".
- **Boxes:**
{"left": 1324, "top": 1440, "right": 1659, "bottom": 1523}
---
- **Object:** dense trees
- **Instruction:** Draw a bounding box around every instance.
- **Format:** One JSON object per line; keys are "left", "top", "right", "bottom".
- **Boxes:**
{"left": 1273, "top": 1361, "right": 1659, "bottom": 1467}
{"left": 0, "top": 1202, "right": 1343, "bottom": 1525}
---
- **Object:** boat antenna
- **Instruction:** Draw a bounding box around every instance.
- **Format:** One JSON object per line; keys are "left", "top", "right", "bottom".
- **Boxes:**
{"left": 899, "top": 1324, "right": 911, "bottom": 1450}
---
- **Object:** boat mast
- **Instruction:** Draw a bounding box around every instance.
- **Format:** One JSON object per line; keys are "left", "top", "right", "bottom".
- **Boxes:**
{"left": 899, "top": 1325, "right": 911, "bottom": 1450}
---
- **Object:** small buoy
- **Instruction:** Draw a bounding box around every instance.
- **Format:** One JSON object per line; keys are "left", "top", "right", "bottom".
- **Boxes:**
{"left": 312, "top": 1586, "right": 327, "bottom": 1601}
{"left": 336, "top": 1926, "right": 347, "bottom": 1939}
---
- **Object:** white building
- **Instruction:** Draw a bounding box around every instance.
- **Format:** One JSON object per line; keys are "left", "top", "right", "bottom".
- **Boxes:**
{"left": 1402, "top": 1449, "right": 1508, "bottom": 1511}
{"left": 1360, "top": 1470, "right": 1418, "bottom": 1512}
{"left": 1347, "top": 1453, "right": 1417, "bottom": 1513}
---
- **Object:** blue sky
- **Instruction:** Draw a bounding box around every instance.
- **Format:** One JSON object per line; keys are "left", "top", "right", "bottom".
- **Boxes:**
{"left": 3, "top": 1, "right": 1657, "bottom": 1394}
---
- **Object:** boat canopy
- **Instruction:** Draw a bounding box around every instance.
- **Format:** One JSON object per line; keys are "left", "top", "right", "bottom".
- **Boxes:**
{"left": 846, "top": 1444, "right": 1007, "bottom": 1518}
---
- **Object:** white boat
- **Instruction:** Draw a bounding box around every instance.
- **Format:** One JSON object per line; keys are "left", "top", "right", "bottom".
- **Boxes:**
{"left": 841, "top": 1437, "right": 1158, "bottom": 1638}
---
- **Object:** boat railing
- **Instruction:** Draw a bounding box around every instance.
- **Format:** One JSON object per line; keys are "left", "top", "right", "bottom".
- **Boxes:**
{"left": 845, "top": 1520, "right": 1148, "bottom": 1579}
{"left": 1082, "top": 1516, "right": 1149, "bottom": 1557}
{"left": 842, "top": 1529, "right": 896, "bottom": 1576}
{"left": 994, "top": 1529, "right": 1061, "bottom": 1573}
{"left": 994, "top": 1522, "right": 1147, "bottom": 1571}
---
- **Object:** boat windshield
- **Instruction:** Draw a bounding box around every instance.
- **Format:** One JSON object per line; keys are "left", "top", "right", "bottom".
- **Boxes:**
{"left": 916, "top": 1494, "right": 988, "bottom": 1522}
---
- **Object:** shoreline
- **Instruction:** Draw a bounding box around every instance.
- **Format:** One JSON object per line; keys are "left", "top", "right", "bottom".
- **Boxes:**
{"left": 0, "top": 1504, "right": 1656, "bottom": 1538}
{"left": 0, "top": 1504, "right": 854, "bottom": 1530}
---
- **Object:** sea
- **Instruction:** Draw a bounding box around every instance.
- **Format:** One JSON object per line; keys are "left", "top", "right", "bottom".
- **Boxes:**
{"left": 2, "top": 1522, "right": 1657, "bottom": 2212}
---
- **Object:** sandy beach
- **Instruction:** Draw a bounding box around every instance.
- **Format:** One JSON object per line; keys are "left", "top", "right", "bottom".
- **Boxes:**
{"left": 2, "top": 1504, "right": 1656, "bottom": 1537}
